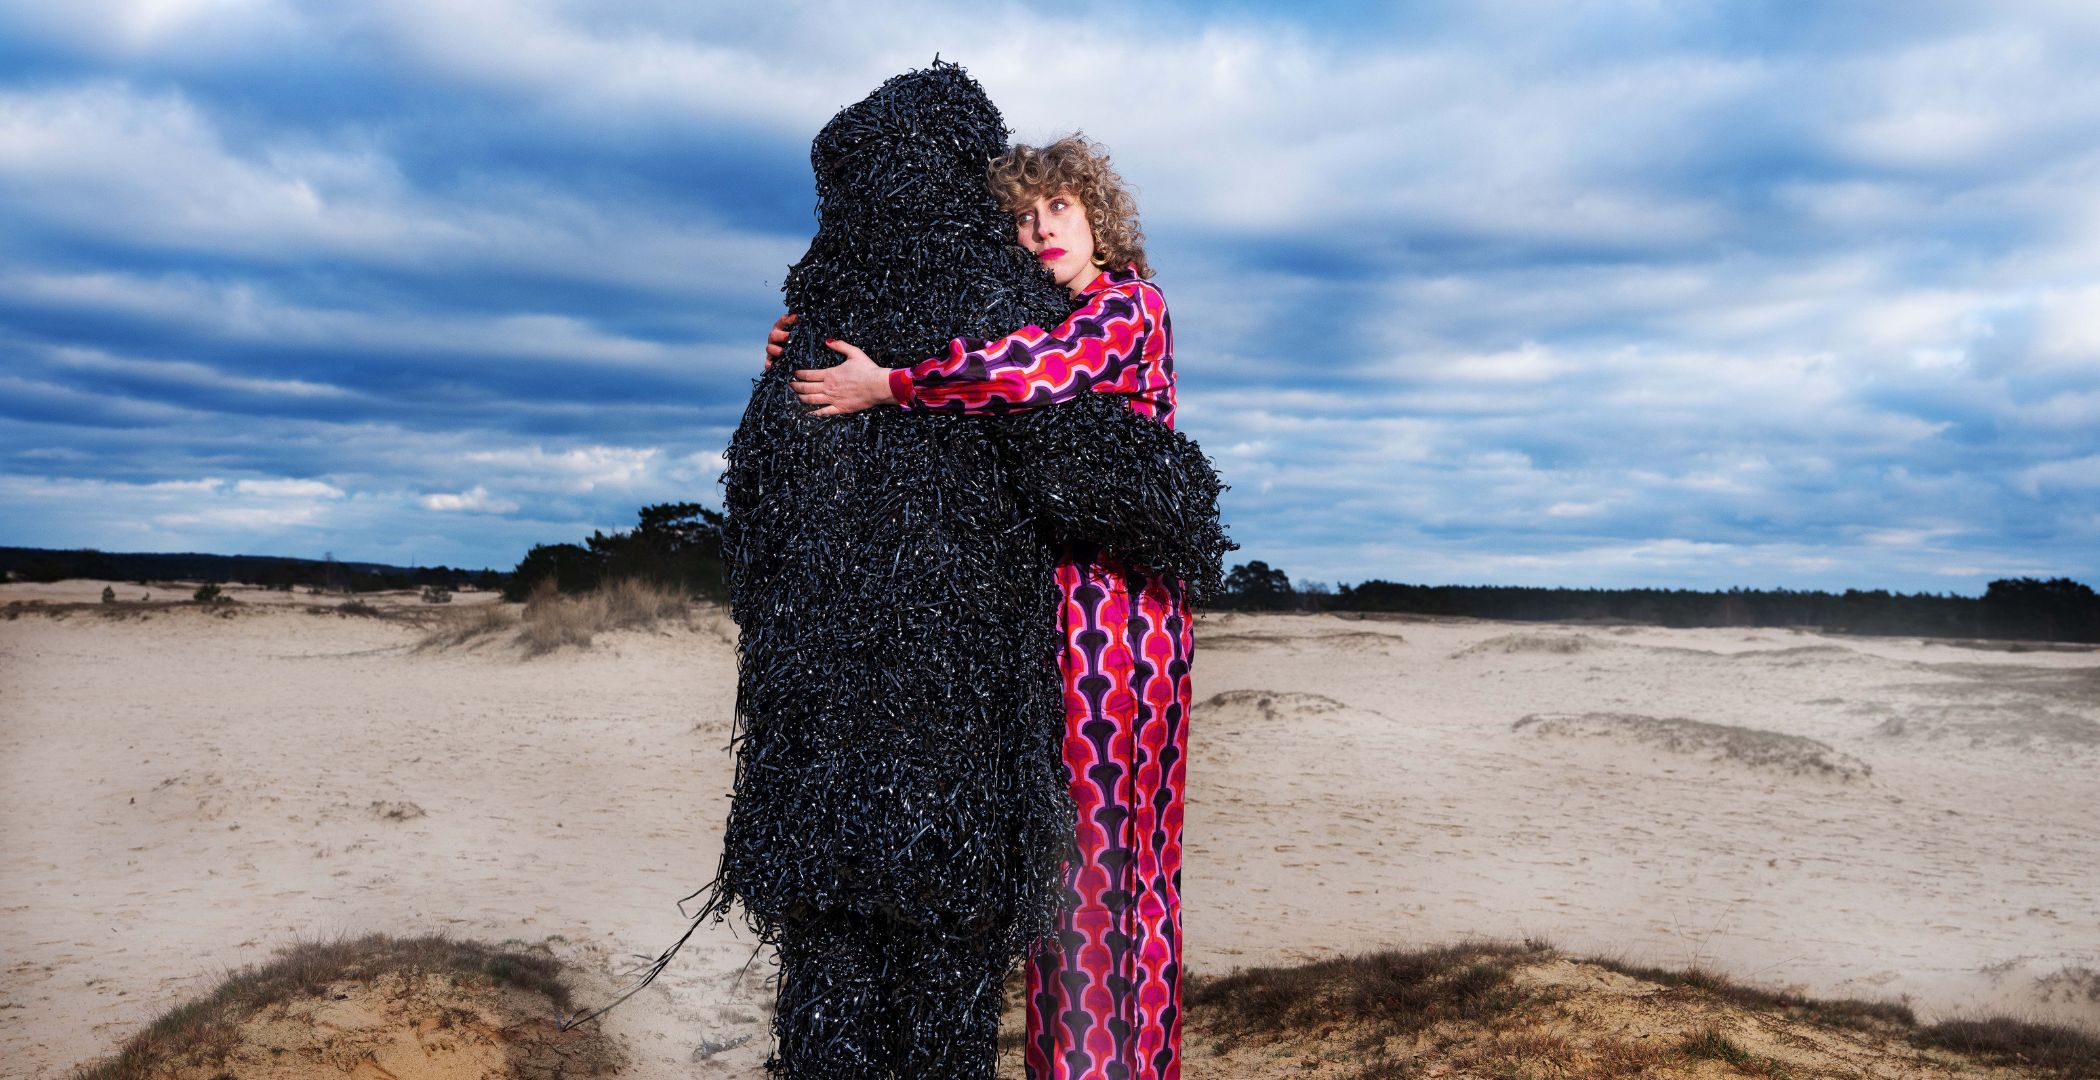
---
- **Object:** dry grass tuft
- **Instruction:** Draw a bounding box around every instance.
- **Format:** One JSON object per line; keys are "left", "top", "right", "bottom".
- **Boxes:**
{"left": 300, "top": 598, "right": 413, "bottom": 621}
{"left": 414, "top": 600, "right": 517, "bottom": 651}
{"left": 1106, "top": 941, "right": 2094, "bottom": 1080}
{"left": 1587, "top": 957, "right": 1915, "bottom": 1031}
{"left": 1679, "top": 1022, "right": 1754, "bottom": 1065}
{"left": 1587, "top": 1034, "right": 1677, "bottom": 1074}
{"left": 67, "top": 932, "right": 583, "bottom": 1080}
{"left": 1187, "top": 939, "right": 1549, "bottom": 1076}
{"left": 516, "top": 577, "right": 692, "bottom": 656}
{"left": 1912, "top": 1015, "right": 2100, "bottom": 1076}
{"left": 408, "top": 578, "right": 695, "bottom": 656}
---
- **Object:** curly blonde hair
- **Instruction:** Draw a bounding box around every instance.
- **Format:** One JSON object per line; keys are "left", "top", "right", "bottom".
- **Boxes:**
{"left": 987, "top": 133, "right": 1153, "bottom": 279}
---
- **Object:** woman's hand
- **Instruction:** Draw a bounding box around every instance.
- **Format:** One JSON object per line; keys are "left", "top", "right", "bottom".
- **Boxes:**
{"left": 793, "top": 339, "right": 897, "bottom": 416}
{"left": 762, "top": 312, "right": 797, "bottom": 369}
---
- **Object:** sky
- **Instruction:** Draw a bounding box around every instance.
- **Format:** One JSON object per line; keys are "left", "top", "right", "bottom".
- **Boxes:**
{"left": 2, "top": 1, "right": 2097, "bottom": 592}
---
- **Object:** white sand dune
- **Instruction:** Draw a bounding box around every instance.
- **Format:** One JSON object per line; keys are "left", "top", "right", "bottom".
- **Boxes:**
{"left": 3, "top": 584, "right": 2096, "bottom": 1078}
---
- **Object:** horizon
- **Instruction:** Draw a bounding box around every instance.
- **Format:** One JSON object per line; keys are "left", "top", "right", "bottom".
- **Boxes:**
{"left": 7, "top": 539, "right": 2091, "bottom": 599}
{"left": 3, "top": 3, "right": 2097, "bottom": 592}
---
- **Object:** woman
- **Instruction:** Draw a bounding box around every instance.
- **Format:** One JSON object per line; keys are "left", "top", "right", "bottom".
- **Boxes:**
{"left": 778, "top": 134, "right": 1189, "bottom": 1080}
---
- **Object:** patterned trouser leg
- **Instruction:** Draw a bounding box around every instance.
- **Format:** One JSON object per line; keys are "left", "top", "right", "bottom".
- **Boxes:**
{"left": 1025, "top": 556, "right": 1192, "bottom": 1080}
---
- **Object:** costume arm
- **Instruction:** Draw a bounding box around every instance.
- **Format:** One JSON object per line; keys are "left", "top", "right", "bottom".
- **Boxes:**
{"left": 888, "top": 282, "right": 1159, "bottom": 414}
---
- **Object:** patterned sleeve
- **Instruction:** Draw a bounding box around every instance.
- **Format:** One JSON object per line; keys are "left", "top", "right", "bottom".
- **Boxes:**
{"left": 889, "top": 281, "right": 1160, "bottom": 414}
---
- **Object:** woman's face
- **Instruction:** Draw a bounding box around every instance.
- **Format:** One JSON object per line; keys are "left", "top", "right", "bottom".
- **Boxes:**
{"left": 1014, "top": 191, "right": 1100, "bottom": 294}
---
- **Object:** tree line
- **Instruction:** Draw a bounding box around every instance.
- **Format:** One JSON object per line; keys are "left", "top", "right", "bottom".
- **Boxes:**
{"left": 11, "top": 532, "right": 2095, "bottom": 644}
{"left": 502, "top": 502, "right": 726, "bottom": 601}
{"left": 1210, "top": 559, "right": 2100, "bottom": 644}
{"left": 0, "top": 546, "right": 500, "bottom": 594}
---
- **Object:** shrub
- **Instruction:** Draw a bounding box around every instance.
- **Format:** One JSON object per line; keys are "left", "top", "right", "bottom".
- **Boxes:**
{"left": 192, "top": 583, "right": 222, "bottom": 604}
{"left": 101, "top": 586, "right": 116, "bottom": 604}
{"left": 420, "top": 585, "right": 453, "bottom": 604}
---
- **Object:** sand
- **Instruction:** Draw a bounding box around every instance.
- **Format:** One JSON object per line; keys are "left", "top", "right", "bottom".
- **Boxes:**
{"left": 3, "top": 581, "right": 2096, "bottom": 1077}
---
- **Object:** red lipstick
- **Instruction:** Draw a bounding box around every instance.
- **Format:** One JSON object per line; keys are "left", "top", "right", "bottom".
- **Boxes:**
{"left": 1039, "top": 247, "right": 1066, "bottom": 260}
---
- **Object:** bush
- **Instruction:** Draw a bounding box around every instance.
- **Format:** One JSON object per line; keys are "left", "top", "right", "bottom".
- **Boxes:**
{"left": 101, "top": 586, "right": 116, "bottom": 604}
{"left": 192, "top": 583, "right": 223, "bottom": 604}
{"left": 420, "top": 585, "right": 453, "bottom": 604}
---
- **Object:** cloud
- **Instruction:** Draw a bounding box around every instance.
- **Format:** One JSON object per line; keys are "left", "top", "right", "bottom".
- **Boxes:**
{"left": 419, "top": 484, "right": 519, "bottom": 513}
{"left": 335, "top": 0, "right": 855, "bottom": 130}
{"left": 0, "top": 0, "right": 310, "bottom": 58}
{"left": 0, "top": 469, "right": 640, "bottom": 568}
{"left": 49, "top": 345, "right": 356, "bottom": 399}
{"left": 233, "top": 477, "right": 344, "bottom": 498}
{"left": 0, "top": 81, "right": 803, "bottom": 295}
{"left": 0, "top": 472, "right": 345, "bottom": 544}
{"left": 457, "top": 445, "right": 659, "bottom": 493}
{"left": 0, "top": 1, "right": 2095, "bottom": 591}
{"left": 5, "top": 267, "right": 686, "bottom": 365}
{"left": 2015, "top": 455, "right": 2100, "bottom": 496}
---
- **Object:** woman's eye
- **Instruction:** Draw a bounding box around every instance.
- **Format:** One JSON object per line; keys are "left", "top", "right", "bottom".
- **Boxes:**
{"left": 1050, "top": 199, "right": 1067, "bottom": 211}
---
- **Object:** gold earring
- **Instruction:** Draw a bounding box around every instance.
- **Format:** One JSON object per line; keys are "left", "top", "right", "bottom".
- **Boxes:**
{"left": 1091, "top": 252, "right": 1109, "bottom": 267}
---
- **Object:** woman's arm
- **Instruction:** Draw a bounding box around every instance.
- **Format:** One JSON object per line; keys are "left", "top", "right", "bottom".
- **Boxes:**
{"left": 789, "top": 280, "right": 1165, "bottom": 417}
{"left": 890, "top": 281, "right": 1162, "bottom": 414}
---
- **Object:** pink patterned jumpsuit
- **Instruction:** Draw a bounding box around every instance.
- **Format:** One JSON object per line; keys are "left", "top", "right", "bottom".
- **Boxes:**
{"left": 889, "top": 265, "right": 1189, "bottom": 1080}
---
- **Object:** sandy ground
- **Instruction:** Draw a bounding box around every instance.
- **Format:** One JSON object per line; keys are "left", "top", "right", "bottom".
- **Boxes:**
{"left": 3, "top": 580, "right": 2096, "bottom": 1077}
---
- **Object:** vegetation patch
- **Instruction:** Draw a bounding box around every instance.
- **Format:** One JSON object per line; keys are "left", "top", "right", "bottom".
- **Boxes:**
{"left": 1912, "top": 1015, "right": 2100, "bottom": 1076}
{"left": 1186, "top": 939, "right": 1546, "bottom": 1076}
{"left": 415, "top": 601, "right": 518, "bottom": 651}
{"left": 412, "top": 578, "right": 697, "bottom": 657}
{"left": 1105, "top": 943, "right": 2083, "bottom": 1080}
{"left": 516, "top": 577, "right": 692, "bottom": 656}
{"left": 1587, "top": 957, "right": 1915, "bottom": 1031}
{"left": 68, "top": 932, "right": 620, "bottom": 1080}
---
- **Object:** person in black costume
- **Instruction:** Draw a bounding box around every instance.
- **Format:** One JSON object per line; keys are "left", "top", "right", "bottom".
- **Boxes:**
{"left": 562, "top": 62, "right": 1228, "bottom": 1079}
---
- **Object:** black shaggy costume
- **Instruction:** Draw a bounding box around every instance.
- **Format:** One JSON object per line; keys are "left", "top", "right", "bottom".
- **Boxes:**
{"left": 564, "top": 62, "right": 1231, "bottom": 1077}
